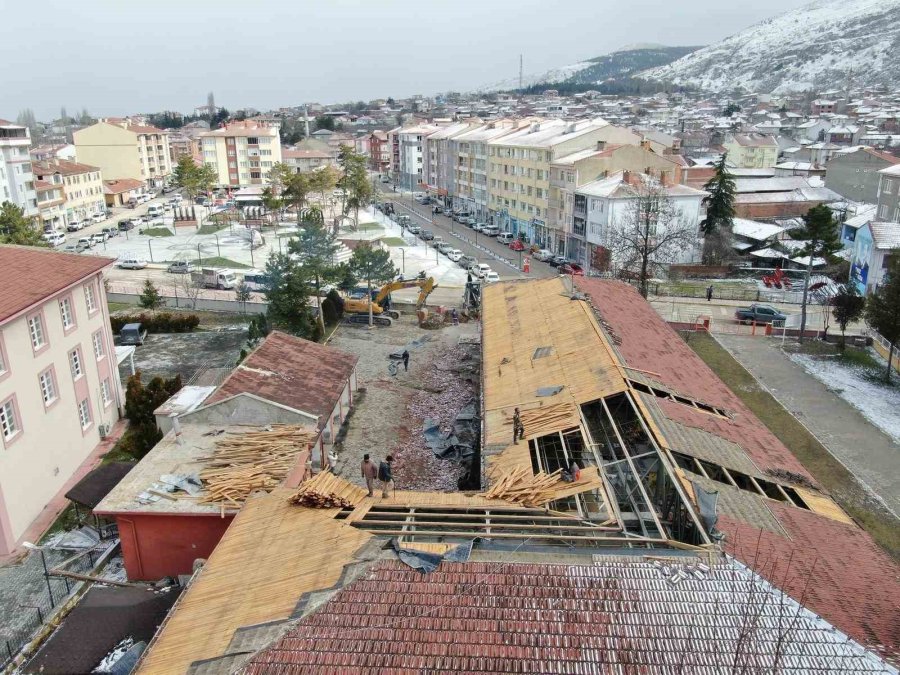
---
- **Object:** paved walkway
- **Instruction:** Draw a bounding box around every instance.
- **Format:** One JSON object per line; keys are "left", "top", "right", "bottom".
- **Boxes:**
{"left": 716, "top": 335, "right": 900, "bottom": 518}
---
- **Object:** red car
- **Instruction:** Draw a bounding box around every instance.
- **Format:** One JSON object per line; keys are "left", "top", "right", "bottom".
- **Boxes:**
{"left": 508, "top": 239, "right": 525, "bottom": 251}
{"left": 560, "top": 263, "right": 584, "bottom": 276}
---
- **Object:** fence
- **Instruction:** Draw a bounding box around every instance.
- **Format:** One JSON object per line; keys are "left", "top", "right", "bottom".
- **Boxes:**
{"left": 107, "top": 290, "right": 269, "bottom": 314}
{"left": 0, "top": 542, "right": 116, "bottom": 670}
{"left": 866, "top": 328, "right": 900, "bottom": 374}
{"left": 646, "top": 282, "right": 809, "bottom": 305}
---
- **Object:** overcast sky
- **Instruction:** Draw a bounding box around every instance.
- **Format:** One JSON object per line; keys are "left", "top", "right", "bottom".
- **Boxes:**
{"left": 3, "top": 0, "right": 814, "bottom": 121}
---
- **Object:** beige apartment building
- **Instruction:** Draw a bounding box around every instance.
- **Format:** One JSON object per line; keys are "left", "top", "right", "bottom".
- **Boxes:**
{"left": 0, "top": 246, "right": 121, "bottom": 555}
{"left": 33, "top": 159, "right": 105, "bottom": 225}
{"left": 549, "top": 142, "right": 684, "bottom": 260}
{"left": 200, "top": 121, "right": 282, "bottom": 188}
{"left": 486, "top": 119, "right": 627, "bottom": 244}
{"left": 74, "top": 120, "right": 172, "bottom": 188}
{"left": 723, "top": 134, "right": 780, "bottom": 169}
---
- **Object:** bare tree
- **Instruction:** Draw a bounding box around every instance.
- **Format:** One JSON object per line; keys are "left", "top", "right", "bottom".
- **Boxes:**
{"left": 610, "top": 177, "right": 698, "bottom": 298}
{"left": 175, "top": 273, "right": 203, "bottom": 310}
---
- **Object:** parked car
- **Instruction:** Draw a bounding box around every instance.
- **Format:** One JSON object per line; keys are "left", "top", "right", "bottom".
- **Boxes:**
{"left": 483, "top": 270, "right": 501, "bottom": 283}
{"left": 117, "top": 257, "right": 148, "bottom": 270}
{"left": 167, "top": 261, "right": 195, "bottom": 274}
{"left": 472, "top": 222, "right": 487, "bottom": 232}
{"left": 90, "top": 232, "right": 108, "bottom": 245}
{"left": 734, "top": 304, "right": 786, "bottom": 324}
{"left": 453, "top": 212, "right": 471, "bottom": 223}
{"left": 432, "top": 205, "right": 444, "bottom": 214}
{"left": 419, "top": 229, "right": 434, "bottom": 241}
{"left": 242, "top": 271, "right": 272, "bottom": 292}
{"left": 102, "top": 227, "right": 119, "bottom": 238}
{"left": 91, "top": 212, "right": 105, "bottom": 223}
{"left": 535, "top": 249, "right": 554, "bottom": 262}
{"left": 559, "top": 263, "right": 584, "bottom": 276}
{"left": 76, "top": 237, "right": 94, "bottom": 249}
{"left": 80, "top": 218, "right": 93, "bottom": 229}
{"left": 509, "top": 239, "right": 526, "bottom": 251}
{"left": 461, "top": 216, "right": 477, "bottom": 226}
{"left": 66, "top": 221, "right": 83, "bottom": 232}
{"left": 119, "top": 323, "right": 147, "bottom": 346}
{"left": 127, "top": 198, "right": 138, "bottom": 208}
{"left": 447, "top": 249, "right": 463, "bottom": 262}
{"left": 43, "top": 231, "right": 66, "bottom": 247}
{"left": 458, "top": 255, "right": 477, "bottom": 269}
{"left": 437, "top": 242, "right": 454, "bottom": 255}
{"left": 497, "top": 232, "right": 514, "bottom": 244}
{"left": 63, "top": 243, "right": 84, "bottom": 254}
{"left": 431, "top": 237, "right": 445, "bottom": 249}
{"left": 482, "top": 225, "right": 501, "bottom": 237}
{"left": 471, "top": 263, "right": 491, "bottom": 279}
{"left": 407, "top": 224, "right": 421, "bottom": 235}
{"left": 549, "top": 255, "right": 568, "bottom": 267}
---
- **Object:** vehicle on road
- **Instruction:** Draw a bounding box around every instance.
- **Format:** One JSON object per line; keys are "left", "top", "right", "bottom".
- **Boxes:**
{"left": 458, "top": 255, "right": 477, "bottom": 269}
{"left": 66, "top": 221, "right": 82, "bottom": 232}
{"left": 472, "top": 222, "right": 486, "bottom": 232}
{"left": 437, "top": 242, "right": 454, "bottom": 255}
{"left": 167, "top": 261, "right": 195, "bottom": 274}
{"left": 549, "top": 255, "right": 568, "bottom": 267}
{"left": 419, "top": 229, "right": 434, "bottom": 241}
{"left": 43, "top": 231, "right": 66, "bottom": 247}
{"left": 407, "top": 224, "right": 421, "bottom": 235}
{"left": 76, "top": 237, "right": 93, "bottom": 249}
{"left": 91, "top": 212, "right": 105, "bottom": 223}
{"left": 496, "top": 232, "right": 513, "bottom": 244}
{"left": 471, "top": 263, "right": 491, "bottom": 279}
{"left": 102, "top": 227, "right": 119, "bottom": 238}
{"left": 119, "top": 323, "right": 147, "bottom": 346}
{"left": 482, "top": 225, "right": 500, "bottom": 237}
{"left": 242, "top": 271, "right": 272, "bottom": 292}
{"left": 147, "top": 204, "right": 164, "bottom": 218}
{"left": 380, "top": 175, "right": 390, "bottom": 183}
{"left": 535, "top": 249, "right": 554, "bottom": 262}
{"left": 90, "top": 232, "right": 108, "bottom": 245}
{"left": 192, "top": 267, "right": 237, "bottom": 290}
{"left": 483, "top": 270, "right": 500, "bottom": 283}
{"left": 117, "top": 220, "right": 135, "bottom": 231}
{"left": 508, "top": 239, "right": 526, "bottom": 251}
{"left": 117, "top": 258, "right": 148, "bottom": 270}
{"left": 447, "top": 249, "right": 463, "bottom": 262}
{"left": 560, "top": 263, "right": 584, "bottom": 276}
{"left": 432, "top": 205, "right": 443, "bottom": 215}
{"left": 63, "top": 243, "right": 86, "bottom": 254}
{"left": 734, "top": 304, "right": 787, "bottom": 324}
{"left": 127, "top": 197, "right": 138, "bottom": 208}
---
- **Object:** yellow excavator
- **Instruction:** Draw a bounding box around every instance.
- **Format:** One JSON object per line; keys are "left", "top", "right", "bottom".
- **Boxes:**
{"left": 343, "top": 276, "right": 438, "bottom": 326}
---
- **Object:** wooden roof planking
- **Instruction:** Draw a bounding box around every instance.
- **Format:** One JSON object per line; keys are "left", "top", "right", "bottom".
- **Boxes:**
{"left": 481, "top": 277, "right": 628, "bottom": 472}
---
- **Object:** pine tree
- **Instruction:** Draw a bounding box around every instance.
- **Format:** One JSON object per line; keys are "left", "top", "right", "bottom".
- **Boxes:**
{"left": 701, "top": 154, "right": 736, "bottom": 237}
{"left": 793, "top": 205, "right": 843, "bottom": 341}
{"left": 349, "top": 243, "right": 398, "bottom": 326}
{"left": 138, "top": 279, "right": 165, "bottom": 310}
{"left": 864, "top": 258, "right": 900, "bottom": 381}
{"left": 831, "top": 284, "right": 866, "bottom": 352}
{"left": 0, "top": 201, "right": 46, "bottom": 247}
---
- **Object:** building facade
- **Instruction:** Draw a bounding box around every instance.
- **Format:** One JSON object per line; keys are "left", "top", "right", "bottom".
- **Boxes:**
{"left": 876, "top": 163, "right": 900, "bottom": 222}
{"left": 825, "top": 148, "right": 897, "bottom": 204}
{"left": 199, "top": 121, "right": 283, "bottom": 188}
{"left": 722, "top": 134, "right": 779, "bottom": 168}
{"left": 281, "top": 148, "right": 335, "bottom": 174}
{"left": 33, "top": 159, "right": 105, "bottom": 226}
{"left": 422, "top": 121, "right": 477, "bottom": 207}
{"left": 0, "top": 119, "right": 38, "bottom": 220}
{"left": 74, "top": 120, "right": 172, "bottom": 188}
{"left": 396, "top": 124, "right": 441, "bottom": 191}
{"left": 368, "top": 131, "right": 390, "bottom": 174}
{"left": 0, "top": 247, "right": 121, "bottom": 555}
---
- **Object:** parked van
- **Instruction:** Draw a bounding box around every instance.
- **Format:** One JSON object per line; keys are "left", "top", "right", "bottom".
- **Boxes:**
{"left": 482, "top": 225, "right": 501, "bottom": 237}
{"left": 496, "top": 232, "right": 513, "bottom": 244}
{"left": 242, "top": 271, "right": 272, "bottom": 292}
{"left": 147, "top": 204, "right": 163, "bottom": 218}
{"left": 43, "top": 231, "right": 66, "bottom": 247}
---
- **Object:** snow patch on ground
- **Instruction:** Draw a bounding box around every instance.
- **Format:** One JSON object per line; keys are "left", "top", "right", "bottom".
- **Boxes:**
{"left": 788, "top": 352, "right": 900, "bottom": 444}
{"left": 93, "top": 637, "right": 133, "bottom": 673}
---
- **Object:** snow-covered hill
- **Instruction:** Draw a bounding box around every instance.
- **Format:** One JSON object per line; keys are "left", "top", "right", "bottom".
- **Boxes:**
{"left": 640, "top": 0, "right": 900, "bottom": 94}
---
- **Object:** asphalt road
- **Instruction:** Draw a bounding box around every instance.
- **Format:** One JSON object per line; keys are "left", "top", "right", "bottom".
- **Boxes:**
{"left": 377, "top": 186, "right": 557, "bottom": 281}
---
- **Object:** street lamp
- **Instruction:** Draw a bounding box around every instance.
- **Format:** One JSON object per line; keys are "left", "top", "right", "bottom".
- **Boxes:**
{"left": 147, "top": 239, "right": 154, "bottom": 262}
{"left": 213, "top": 234, "right": 221, "bottom": 258}
{"left": 196, "top": 243, "right": 203, "bottom": 267}
{"left": 400, "top": 247, "right": 406, "bottom": 276}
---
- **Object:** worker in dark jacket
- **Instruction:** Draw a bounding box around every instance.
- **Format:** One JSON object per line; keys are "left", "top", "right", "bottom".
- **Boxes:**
{"left": 361, "top": 454, "right": 378, "bottom": 497}
{"left": 513, "top": 408, "right": 525, "bottom": 444}
{"left": 378, "top": 455, "right": 394, "bottom": 498}
{"left": 402, "top": 350, "right": 410, "bottom": 372}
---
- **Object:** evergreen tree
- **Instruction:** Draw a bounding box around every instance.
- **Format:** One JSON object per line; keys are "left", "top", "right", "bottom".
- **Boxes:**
{"left": 701, "top": 154, "right": 736, "bottom": 236}
{"left": 792, "top": 205, "right": 843, "bottom": 341}
{"left": 831, "top": 284, "right": 866, "bottom": 352}
{"left": 0, "top": 201, "right": 46, "bottom": 246}
{"left": 349, "top": 243, "right": 397, "bottom": 326}
{"left": 288, "top": 221, "right": 338, "bottom": 333}
{"left": 138, "top": 279, "right": 165, "bottom": 310}
{"left": 864, "top": 259, "right": 900, "bottom": 381}
{"left": 264, "top": 253, "right": 316, "bottom": 337}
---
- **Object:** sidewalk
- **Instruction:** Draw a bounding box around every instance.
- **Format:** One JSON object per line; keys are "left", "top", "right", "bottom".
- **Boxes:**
{"left": 716, "top": 335, "right": 900, "bottom": 518}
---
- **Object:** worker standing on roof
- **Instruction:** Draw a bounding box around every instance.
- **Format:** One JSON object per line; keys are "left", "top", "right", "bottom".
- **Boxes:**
{"left": 379, "top": 455, "right": 394, "bottom": 498}
{"left": 706, "top": 285, "right": 714, "bottom": 302}
{"left": 402, "top": 349, "right": 410, "bottom": 372}
{"left": 361, "top": 454, "right": 378, "bottom": 497}
{"left": 513, "top": 408, "right": 524, "bottom": 444}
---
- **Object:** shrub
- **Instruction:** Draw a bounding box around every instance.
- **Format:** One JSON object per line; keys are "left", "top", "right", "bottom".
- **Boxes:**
{"left": 111, "top": 312, "right": 200, "bottom": 334}
{"left": 321, "top": 296, "right": 339, "bottom": 326}
{"left": 326, "top": 289, "right": 344, "bottom": 320}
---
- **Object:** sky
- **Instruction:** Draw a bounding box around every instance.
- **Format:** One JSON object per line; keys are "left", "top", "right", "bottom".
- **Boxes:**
{"left": 3, "top": 0, "right": 815, "bottom": 121}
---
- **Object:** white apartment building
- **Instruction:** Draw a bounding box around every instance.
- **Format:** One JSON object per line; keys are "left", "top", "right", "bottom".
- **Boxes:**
{"left": 74, "top": 120, "right": 172, "bottom": 188}
{"left": 396, "top": 124, "right": 442, "bottom": 191}
{"left": 0, "top": 246, "right": 121, "bottom": 555}
{"left": 422, "top": 121, "right": 479, "bottom": 207}
{"left": 577, "top": 171, "right": 707, "bottom": 272}
{"left": 0, "top": 119, "right": 38, "bottom": 219}
{"left": 200, "top": 121, "right": 283, "bottom": 188}
{"left": 33, "top": 159, "right": 105, "bottom": 226}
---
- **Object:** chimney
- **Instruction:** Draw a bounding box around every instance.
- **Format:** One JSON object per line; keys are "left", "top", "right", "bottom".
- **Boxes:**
{"left": 640, "top": 139, "right": 652, "bottom": 151}
{"left": 622, "top": 170, "right": 632, "bottom": 185}
{"left": 596, "top": 141, "right": 607, "bottom": 151}
{"left": 660, "top": 172, "right": 671, "bottom": 187}
{"left": 530, "top": 122, "right": 541, "bottom": 133}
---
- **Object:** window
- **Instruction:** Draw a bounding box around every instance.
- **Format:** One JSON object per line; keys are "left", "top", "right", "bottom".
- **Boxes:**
{"left": 70, "top": 348, "right": 83, "bottom": 379}
{"left": 59, "top": 297, "right": 74, "bottom": 330}
{"left": 884, "top": 178, "right": 895, "bottom": 194}
{"left": 879, "top": 204, "right": 889, "bottom": 219}
{"left": 28, "top": 314, "right": 46, "bottom": 350}
{"left": 0, "top": 398, "right": 20, "bottom": 441}
{"left": 92, "top": 331, "right": 105, "bottom": 359}
{"left": 39, "top": 369, "right": 57, "bottom": 405}
{"left": 78, "top": 399, "right": 91, "bottom": 429}
{"left": 101, "top": 378, "right": 112, "bottom": 406}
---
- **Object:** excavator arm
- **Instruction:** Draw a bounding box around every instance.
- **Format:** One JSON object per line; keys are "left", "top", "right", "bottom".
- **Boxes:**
{"left": 372, "top": 277, "right": 438, "bottom": 307}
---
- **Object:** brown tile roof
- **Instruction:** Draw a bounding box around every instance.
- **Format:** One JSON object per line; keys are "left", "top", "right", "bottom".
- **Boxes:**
{"left": 103, "top": 178, "right": 144, "bottom": 194}
{"left": 33, "top": 158, "right": 101, "bottom": 176}
{"left": 206, "top": 331, "right": 358, "bottom": 429}
{"left": 0, "top": 245, "right": 113, "bottom": 324}
{"left": 864, "top": 147, "right": 900, "bottom": 164}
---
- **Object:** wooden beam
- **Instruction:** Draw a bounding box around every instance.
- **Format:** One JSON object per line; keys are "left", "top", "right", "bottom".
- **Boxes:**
{"left": 360, "top": 511, "right": 592, "bottom": 522}
{"left": 357, "top": 529, "right": 670, "bottom": 543}
{"left": 355, "top": 519, "right": 622, "bottom": 531}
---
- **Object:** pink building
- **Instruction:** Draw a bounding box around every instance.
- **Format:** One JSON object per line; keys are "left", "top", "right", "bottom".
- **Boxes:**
{"left": 0, "top": 246, "right": 122, "bottom": 555}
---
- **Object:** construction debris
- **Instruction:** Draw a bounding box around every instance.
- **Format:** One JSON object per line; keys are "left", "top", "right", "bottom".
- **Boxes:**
{"left": 287, "top": 470, "right": 369, "bottom": 508}
{"left": 483, "top": 465, "right": 606, "bottom": 507}
{"left": 197, "top": 425, "right": 317, "bottom": 507}
{"left": 288, "top": 492, "right": 353, "bottom": 509}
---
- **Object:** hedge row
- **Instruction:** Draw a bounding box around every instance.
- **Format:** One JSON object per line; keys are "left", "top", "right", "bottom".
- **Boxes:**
{"left": 110, "top": 312, "right": 200, "bottom": 334}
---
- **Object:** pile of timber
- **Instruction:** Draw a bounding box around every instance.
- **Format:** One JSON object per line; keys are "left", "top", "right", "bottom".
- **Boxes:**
{"left": 197, "top": 425, "right": 316, "bottom": 507}
{"left": 287, "top": 470, "right": 369, "bottom": 509}
{"left": 482, "top": 466, "right": 565, "bottom": 507}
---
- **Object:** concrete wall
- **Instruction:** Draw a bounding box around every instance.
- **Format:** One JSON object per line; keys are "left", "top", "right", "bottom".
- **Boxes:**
{"left": 74, "top": 123, "right": 142, "bottom": 181}
{"left": 106, "top": 291, "right": 268, "bottom": 314}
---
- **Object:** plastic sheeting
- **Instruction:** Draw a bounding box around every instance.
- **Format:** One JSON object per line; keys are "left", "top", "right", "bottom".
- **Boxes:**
{"left": 392, "top": 539, "right": 474, "bottom": 574}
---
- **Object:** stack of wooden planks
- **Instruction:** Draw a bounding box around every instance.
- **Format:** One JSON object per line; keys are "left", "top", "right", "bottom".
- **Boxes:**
{"left": 483, "top": 465, "right": 606, "bottom": 507}
{"left": 287, "top": 470, "right": 369, "bottom": 509}
{"left": 197, "top": 425, "right": 316, "bottom": 508}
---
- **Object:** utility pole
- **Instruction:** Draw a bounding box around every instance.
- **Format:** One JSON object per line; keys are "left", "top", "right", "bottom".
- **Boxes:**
{"left": 519, "top": 54, "right": 524, "bottom": 91}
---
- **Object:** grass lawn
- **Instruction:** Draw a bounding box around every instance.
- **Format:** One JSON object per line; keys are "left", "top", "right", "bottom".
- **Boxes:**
{"left": 357, "top": 222, "right": 381, "bottom": 231}
{"left": 382, "top": 237, "right": 407, "bottom": 247}
{"left": 197, "top": 222, "right": 229, "bottom": 235}
{"left": 142, "top": 227, "right": 174, "bottom": 237}
{"left": 683, "top": 331, "right": 900, "bottom": 560}
{"left": 783, "top": 340, "right": 899, "bottom": 389}
{"left": 107, "top": 302, "right": 131, "bottom": 313}
{"left": 196, "top": 256, "right": 251, "bottom": 269}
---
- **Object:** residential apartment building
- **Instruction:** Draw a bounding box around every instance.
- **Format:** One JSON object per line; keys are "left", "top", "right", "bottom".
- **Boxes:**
{"left": 486, "top": 119, "right": 621, "bottom": 243}
{"left": 549, "top": 143, "right": 684, "bottom": 261}
{"left": 396, "top": 124, "right": 441, "bottom": 191}
{"left": 281, "top": 147, "right": 335, "bottom": 174}
{"left": 825, "top": 147, "right": 898, "bottom": 203}
{"left": 876, "top": 163, "right": 900, "bottom": 222}
{"left": 722, "top": 134, "right": 779, "bottom": 168}
{"left": 422, "top": 121, "right": 479, "bottom": 206}
{"left": 577, "top": 171, "right": 707, "bottom": 272}
{"left": 0, "top": 246, "right": 120, "bottom": 555}
{"left": 34, "top": 175, "right": 67, "bottom": 230}
{"left": 387, "top": 127, "right": 401, "bottom": 182}
{"left": 74, "top": 120, "right": 172, "bottom": 188}
{"left": 0, "top": 119, "right": 38, "bottom": 220}
{"left": 33, "top": 159, "right": 105, "bottom": 225}
{"left": 168, "top": 132, "right": 200, "bottom": 164}
{"left": 199, "top": 121, "right": 283, "bottom": 188}
{"left": 368, "top": 131, "right": 390, "bottom": 174}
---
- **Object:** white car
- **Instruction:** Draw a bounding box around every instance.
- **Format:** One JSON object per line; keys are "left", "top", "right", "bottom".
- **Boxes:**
{"left": 535, "top": 249, "right": 555, "bottom": 262}
{"left": 117, "top": 258, "right": 148, "bottom": 270}
{"left": 483, "top": 271, "right": 501, "bottom": 283}
{"left": 471, "top": 263, "right": 491, "bottom": 279}
{"left": 91, "top": 212, "right": 105, "bottom": 223}
{"left": 447, "top": 249, "right": 463, "bottom": 262}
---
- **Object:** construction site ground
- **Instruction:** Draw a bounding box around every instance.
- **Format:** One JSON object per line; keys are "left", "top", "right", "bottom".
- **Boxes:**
{"left": 329, "top": 310, "right": 480, "bottom": 493}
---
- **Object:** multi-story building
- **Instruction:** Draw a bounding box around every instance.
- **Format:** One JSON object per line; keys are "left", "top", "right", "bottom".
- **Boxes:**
{"left": 876, "top": 163, "right": 900, "bottom": 222}
{"left": 199, "top": 121, "right": 282, "bottom": 188}
{"left": 486, "top": 119, "right": 620, "bottom": 244}
{"left": 549, "top": 143, "right": 684, "bottom": 261}
{"left": 422, "top": 121, "right": 479, "bottom": 208}
{"left": 281, "top": 147, "right": 335, "bottom": 174}
{"left": 0, "top": 246, "right": 121, "bottom": 555}
{"left": 396, "top": 124, "right": 442, "bottom": 191}
{"left": 578, "top": 170, "right": 707, "bottom": 272}
{"left": 825, "top": 147, "right": 898, "bottom": 204}
{"left": 34, "top": 175, "right": 67, "bottom": 231}
{"left": 73, "top": 120, "right": 172, "bottom": 188}
{"left": 722, "top": 134, "right": 779, "bottom": 168}
{"left": 387, "top": 127, "right": 401, "bottom": 182}
{"left": 168, "top": 132, "right": 200, "bottom": 164}
{"left": 0, "top": 119, "right": 38, "bottom": 220}
{"left": 33, "top": 159, "right": 105, "bottom": 226}
{"left": 368, "top": 131, "right": 390, "bottom": 174}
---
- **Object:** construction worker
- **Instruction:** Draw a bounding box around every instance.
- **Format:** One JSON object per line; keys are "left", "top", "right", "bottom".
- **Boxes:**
{"left": 513, "top": 408, "right": 524, "bottom": 444}
{"left": 402, "top": 349, "right": 410, "bottom": 372}
{"left": 706, "top": 285, "right": 714, "bottom": 302}
{"left": 361, "top": 454, "right": 378, "bottom": 497}
{"left": 378, "top": 455, "right": 394, "bottom": 498}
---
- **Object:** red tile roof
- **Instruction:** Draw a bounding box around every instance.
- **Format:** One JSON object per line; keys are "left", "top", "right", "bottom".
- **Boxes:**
{"left": 103, "top": 178, "right": 144, "bottom": 194}
{"left": 0, "top": 246, "right": 113, "bottom": 324}
{"left": 574, "top": 278, "right": 900, "bottom": 663}
{"left": 206, "top": 331, "right": 357, "bottom": 429}
{"left": 243, "top": 559, "right": 897, "bottom": 673}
